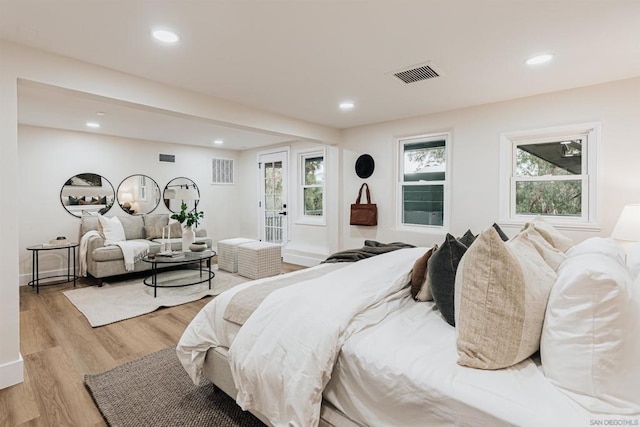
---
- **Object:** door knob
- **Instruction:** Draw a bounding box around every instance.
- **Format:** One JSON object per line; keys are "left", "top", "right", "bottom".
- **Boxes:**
{"left": 278, "top": 211, "right": 287, "bottom": 216}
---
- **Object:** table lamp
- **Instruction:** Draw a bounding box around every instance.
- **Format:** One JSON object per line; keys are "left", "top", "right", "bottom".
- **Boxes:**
{"left": 611, "top": 204, "right": 640, "bottom": 252}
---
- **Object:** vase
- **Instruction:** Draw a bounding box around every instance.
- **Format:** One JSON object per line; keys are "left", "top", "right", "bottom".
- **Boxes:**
{"left": 182, "top": 226, "right": 195, "bottom": 251}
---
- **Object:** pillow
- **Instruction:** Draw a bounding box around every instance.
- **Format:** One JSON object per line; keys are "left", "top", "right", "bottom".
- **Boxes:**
{"left": 68, "top": 195, "right": 84, "bottom": 205}
{"left": 519, "top": 223, "right": 567, "bottom": 270}
{"left": 97, "top": 215, "right": 126, "bottom": 246}
{"left": 455, "top": 227, "right": 556, "bottom": 369}
{"left": 626, "top": 242, "right": 640, "bottom": 280}
{"left": 492, "top": 223, "right": 509, "bottom": 241}
{"left": 458, "top": 230, "right": 476, "bottom": 247}
{"left": 427, "top": 234, "right": 470, "bottom": 326}
{"left": 566, "top": 237, "right": 625, "bottom": 265}
{"left": 410, "top": 245, "right": 438, "bottom": 301}
{"left": 144, "top": 225, "right": 165, "bottom": 240}
{"left": 168, "top": 222, "right": 183, "bottom": 238}
{"left": 525, "top": 216, "right": 573, "bottom": 252}
{"left": 541, "top": 254, "right": 640, "bottom": 413}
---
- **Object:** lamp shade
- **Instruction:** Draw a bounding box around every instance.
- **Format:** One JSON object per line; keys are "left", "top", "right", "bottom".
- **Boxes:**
{"left": 175, "top": 188, "right": 199, "bottom": 200}
{"left": 611, "top": 204, "right": 640, "bottom": 242}
{"left": 120, "top": 192, "right": 134, "bottom": 203}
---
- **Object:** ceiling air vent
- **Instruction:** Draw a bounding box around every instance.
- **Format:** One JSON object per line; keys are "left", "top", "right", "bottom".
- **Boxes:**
{"left": 388, "top": 62, "right": 442, "bottom": 85}
{"left": 159, "top": 153, "right": 175, "bottom": 163}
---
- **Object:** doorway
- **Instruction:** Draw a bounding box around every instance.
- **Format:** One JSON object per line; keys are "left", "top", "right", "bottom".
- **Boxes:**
{"left": 258, "top": 149, "right": 288, "bottom": 244}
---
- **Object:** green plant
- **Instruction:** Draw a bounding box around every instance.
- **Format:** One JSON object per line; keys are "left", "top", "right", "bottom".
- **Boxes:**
{"left": 171, "top": 203, "right": 204, "bottom": 228}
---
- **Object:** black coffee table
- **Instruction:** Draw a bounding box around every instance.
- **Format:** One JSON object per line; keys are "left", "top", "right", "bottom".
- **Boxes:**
{"left": 141, "top": 250, "right": 216, "bottom": 297}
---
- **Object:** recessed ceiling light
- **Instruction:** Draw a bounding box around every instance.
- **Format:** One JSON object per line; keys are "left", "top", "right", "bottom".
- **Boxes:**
{"left": 213, "top": 139, "right": 223, "bottom": 145}
{"left": 525, "top": 53, "right": 554, "bottom": 65}
{"left": 152, "top": 29, "right": 180, "bottom": 44}
{"left": 96, "top": 111, "right": 107, "bottom": 116}
{"left": 86, "top": 122, "right": 100, "bottom": 128}
{"left": 339, "top": 101, "right": 355, "bottom": 110}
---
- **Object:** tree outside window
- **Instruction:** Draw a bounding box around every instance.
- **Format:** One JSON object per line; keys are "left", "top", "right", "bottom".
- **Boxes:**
{"left": 302, "top": 155, "right": 324, "bottom": 217}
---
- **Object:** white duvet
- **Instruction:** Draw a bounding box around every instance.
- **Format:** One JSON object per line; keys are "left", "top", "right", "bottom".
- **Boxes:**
{"left": 228, "top": 247, "right": 426, "bottom": 427}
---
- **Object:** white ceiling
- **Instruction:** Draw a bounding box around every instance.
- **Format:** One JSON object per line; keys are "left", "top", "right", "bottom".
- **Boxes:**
{"left": 3, "top": 0, "right": 640, "bottom": 148}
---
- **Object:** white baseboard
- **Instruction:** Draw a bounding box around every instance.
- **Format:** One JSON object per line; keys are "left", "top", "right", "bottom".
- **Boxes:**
{"left": 19, "top": 267, "right": 77, "bottom": 286}
{"left": 0, "top": 354, "right": 24, "bottom": 389}
{"left": 283, "top": 252, "right": 324, "bottom": 267}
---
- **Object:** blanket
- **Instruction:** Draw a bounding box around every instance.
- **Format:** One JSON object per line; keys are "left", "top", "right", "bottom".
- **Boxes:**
{"left": 322, "top": 240, "right": 415, "bottom": 263}
{"left": 228, "top": 247, "right": 426, "bottom": 427}
{"left": 113, "top": 240, "right": 149, "bottom": 271}
{"left": 79, "top": 230, "right": 101, "bottom": 277}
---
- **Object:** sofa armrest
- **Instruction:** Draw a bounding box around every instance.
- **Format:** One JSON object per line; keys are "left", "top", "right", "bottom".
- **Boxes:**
{"left": 195, "top": 228, "right": 207, "bottom": 237}
{"left": 87, "top": 235, "right": 106, "bottom": 257}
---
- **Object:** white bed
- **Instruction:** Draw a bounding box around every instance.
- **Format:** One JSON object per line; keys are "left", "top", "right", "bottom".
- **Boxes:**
{"left": 177, "top": 248, "right": 598, "bottom": 426}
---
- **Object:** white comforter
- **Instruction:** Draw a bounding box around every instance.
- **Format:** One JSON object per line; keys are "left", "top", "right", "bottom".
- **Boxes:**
{"left": 228, "top": 247, "right": 426, "bottom": 427}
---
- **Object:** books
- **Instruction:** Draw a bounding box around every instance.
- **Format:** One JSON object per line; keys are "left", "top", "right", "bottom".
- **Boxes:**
{"left": 157, "top": 251, "right": 184, "bottom": 258}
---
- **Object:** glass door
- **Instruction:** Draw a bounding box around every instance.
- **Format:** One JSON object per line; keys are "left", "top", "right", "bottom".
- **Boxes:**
{"left": 258, "top": 151, "right": 288, "bottom": 244}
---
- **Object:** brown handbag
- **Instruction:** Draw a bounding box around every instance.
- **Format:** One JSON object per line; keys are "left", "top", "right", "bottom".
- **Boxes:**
{"left": 350, "top": 183, "right": 378, "bottom": 226}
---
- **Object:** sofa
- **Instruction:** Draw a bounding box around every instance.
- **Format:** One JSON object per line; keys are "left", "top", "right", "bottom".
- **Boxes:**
{"left": 80, "top": 214, "right": 212, "bottom": 282}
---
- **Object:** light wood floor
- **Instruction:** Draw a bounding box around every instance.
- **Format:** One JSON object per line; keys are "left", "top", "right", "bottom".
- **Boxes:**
{"left": 0, "top": 262, "right": 305, "bottom": 427}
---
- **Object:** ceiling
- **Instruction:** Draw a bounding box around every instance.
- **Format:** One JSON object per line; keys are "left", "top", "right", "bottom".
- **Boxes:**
{"left": 2, "top": 0, "right": 640, "bottom": 148}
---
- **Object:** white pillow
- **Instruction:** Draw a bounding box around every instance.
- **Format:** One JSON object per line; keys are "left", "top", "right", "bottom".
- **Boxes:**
{"left": 566, "top": 237, "right": 625, "bottom": 265}
{"left": 626, "top": 242, "right": 640, "bottom": 280}
{"left": 98, "top": 215, "right": 126, "bottom": 246}
{"left": 527, "top": 216, "right": 573, "bottom": 252}
{"left": 541, "top": 253, "right": 640, "bottom": 414}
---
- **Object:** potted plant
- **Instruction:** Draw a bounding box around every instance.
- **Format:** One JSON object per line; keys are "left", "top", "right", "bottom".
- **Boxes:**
{"left": 171, "top": 203, "right": 204, "bottom": 251}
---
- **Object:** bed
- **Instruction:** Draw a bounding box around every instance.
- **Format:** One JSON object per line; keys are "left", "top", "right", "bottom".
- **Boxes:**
{"left": 177, "top": 226, "right": 640, "bottom": 426}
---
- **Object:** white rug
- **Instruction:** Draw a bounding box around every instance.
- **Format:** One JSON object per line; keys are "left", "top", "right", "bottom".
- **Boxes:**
{"left": 64, "top": 267, "right": 249, "bottom": 327}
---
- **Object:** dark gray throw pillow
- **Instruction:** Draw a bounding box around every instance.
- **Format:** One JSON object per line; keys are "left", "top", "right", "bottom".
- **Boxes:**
{"left": 492, "top": 223, "right": 509, "bottom": 241}
{"left": 458, "top": 229, "right": 476, "bottom": 247}
{"left": 428, "top": 233, "right": 470, "bottom": 326}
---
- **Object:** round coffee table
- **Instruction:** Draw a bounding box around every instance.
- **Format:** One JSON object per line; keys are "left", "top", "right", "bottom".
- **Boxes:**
{"left": 141, "top": 250, "right": 216, "bottom": 297}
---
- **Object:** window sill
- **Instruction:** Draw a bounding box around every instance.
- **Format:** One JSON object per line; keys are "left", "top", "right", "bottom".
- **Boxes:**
{"left": 295, "top": 218, "right": 326, "bottom": 227}
{"left": 393, "top": 224, "right": 448, "bottom": 235}
{"left": 498, "top": 218, "right": 602, "bottom": 232}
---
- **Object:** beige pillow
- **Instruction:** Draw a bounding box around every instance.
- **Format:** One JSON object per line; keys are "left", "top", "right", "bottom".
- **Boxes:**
{"left": 455, "top": 228, "right": 556, "bottom": 369}
{"left": 526, "top": 216, "right": 573, "bottom": 252}
{"left": 520, "top": 223, "right": 567, "bottom": 270}
{"left": 145, "top": 222, "right": 183, "bottom": 240}
{"left": 411, "top": 245, "right": 438, "bottom": 301}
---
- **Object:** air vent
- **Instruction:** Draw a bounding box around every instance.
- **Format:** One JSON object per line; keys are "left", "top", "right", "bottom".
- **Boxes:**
{"left": 212, "top": 158, "right": 234, "bottom": 184}
{"left": 387, "top": 62, "right": 443, "bottom": 85}
{"left": 159, "top": 153, "right": 175, "bottom": 163}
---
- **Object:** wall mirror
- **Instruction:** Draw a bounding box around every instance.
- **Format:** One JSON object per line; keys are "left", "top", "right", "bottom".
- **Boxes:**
{"left": 116, "top": 174, "right": 161, "bottom": 215}
{"left": 60, "top": 173, "right": 115, "bottom": 217}
{"left": 163, "top": 177, "right": 200, "bottom": 213}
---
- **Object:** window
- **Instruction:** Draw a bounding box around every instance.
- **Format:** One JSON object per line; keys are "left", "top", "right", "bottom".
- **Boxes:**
{"left": 500, "top": 123, "right": 599, "bottom": 227}
{"left": 299, "top": 151, "right": 325, "bottom": 223}
{"left": 398, "top": 133, "right": 450, "bottom": 229}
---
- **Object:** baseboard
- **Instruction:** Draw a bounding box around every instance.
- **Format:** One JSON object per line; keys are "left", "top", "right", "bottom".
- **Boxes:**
{"left": 283, "top": 252, "right": 324, "bottom": 267}
{"left": 19, "top": 267, "right": 77, "bottom": 286}
{"left": 0, "top": 354, "right": 24, "bottom": 389}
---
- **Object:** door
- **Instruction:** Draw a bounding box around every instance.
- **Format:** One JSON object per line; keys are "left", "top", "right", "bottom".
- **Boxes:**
{"left": 258, "top": 150, "right": 288, "bottom": 244}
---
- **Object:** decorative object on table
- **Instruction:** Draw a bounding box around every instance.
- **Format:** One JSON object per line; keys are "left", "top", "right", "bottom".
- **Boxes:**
{"left": 171, "top": 202, "right": 205, "bottom": 251}
{"left": 355, "top": 154, "right": 375, "bottom": 179}
{"left": 350, "top": 183, "right": 377, "bottom": 226}
{"left": 189, "top": 241, "right": 207, "bottom": 252}
{"left": 49, "top": 236, "right": 69, "bottom": 245}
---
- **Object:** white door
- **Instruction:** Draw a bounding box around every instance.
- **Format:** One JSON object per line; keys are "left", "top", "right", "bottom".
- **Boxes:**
{"left": 258, "top": 151, "right": 288, "bottom": 244}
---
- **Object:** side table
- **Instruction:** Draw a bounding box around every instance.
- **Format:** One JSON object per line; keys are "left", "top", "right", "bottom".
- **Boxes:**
{"left": 26, "top": 243, "right": 79, "bottom": 293}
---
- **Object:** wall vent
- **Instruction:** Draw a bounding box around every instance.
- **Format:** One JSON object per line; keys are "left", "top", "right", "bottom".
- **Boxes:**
{"left": 387, "top": 62, "right": 443, "bottom": 84}
{"left": 212, "top": 158, "right": 234, "bottom": 184}
{"left": 159, "top": 153, "right": 175, "bottom": 163}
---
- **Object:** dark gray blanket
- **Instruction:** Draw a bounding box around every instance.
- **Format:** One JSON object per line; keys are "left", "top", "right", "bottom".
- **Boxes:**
{"left": 323, "top": 240, "right": 415, "bottom": 263}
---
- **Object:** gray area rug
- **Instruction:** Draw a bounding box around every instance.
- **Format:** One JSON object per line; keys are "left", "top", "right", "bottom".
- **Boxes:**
{"left": 64, "top": 267, "right": 249, "bottom": 327}
{"left": 85, "top": 346, "right": 265, "bottom": 427}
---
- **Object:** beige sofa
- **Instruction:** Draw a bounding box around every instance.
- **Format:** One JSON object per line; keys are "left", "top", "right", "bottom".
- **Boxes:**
{"left": 80, "top": 214, "right": 212, "bottom": 283}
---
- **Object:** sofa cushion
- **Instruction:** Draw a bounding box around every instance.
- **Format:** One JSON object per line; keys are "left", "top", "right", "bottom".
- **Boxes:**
{"left": 143, "top": 214, "right": 170, "bottom": 231}
{"left": 81, "top": 216, "right": 100, "bottom": 236}
{"left": 92, "top": 239, "right": 160, "bottom": 261}
{"left": 118, "top": 215, "right": 145, "bottom": 240}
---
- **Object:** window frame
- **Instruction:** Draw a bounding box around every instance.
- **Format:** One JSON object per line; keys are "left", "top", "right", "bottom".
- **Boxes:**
{"left": 297, "top": 149, "right": 326, "bottom": 226}
{"left": 499, "top": 122, "right": 600, "bottom": 230}
{"left": 396, "top": 132, "right": 452, "bottom": 232}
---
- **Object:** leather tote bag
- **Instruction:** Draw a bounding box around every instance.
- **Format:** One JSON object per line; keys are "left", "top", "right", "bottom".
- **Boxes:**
{"left": 350, "top": 183, "right": 378, "bottom": 226}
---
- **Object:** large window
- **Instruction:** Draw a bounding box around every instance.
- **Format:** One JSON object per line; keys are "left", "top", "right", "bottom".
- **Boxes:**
{"left": 500, "top": 123, "right": 599, "bottom": 227}
{"left": 299, "top": 151, "right": 325, "bottom": 223}
{"left": 398, "top": 133, "right": 450, "bottom": 229}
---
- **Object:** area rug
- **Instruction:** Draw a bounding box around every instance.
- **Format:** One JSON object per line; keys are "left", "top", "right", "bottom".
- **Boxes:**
{"left": 64, "top": 267, "right": 249, "bottom": 327}
{"left": 85, "top": 346, "right": 264, "bottom": 427}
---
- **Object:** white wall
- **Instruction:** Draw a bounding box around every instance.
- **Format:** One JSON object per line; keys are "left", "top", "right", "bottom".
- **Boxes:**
{"left": 339, "top": 77, "right": 640, "bottom": 250}
{"left": 237, "top": 141, "right": 340, "bottom": 265}
{"left": 17, "top": 125, "right": 246, "bottom": 283}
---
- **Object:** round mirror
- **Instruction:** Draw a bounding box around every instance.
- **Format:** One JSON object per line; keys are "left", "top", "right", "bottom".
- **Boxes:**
{"left": 163, "top": 177, "right": 200, "bottom": 213}
{"left": 116, "top": 174, "right": 161, "bottom": 215}
{"left": 60, "top": 173, "right": 115, "bottom": 217}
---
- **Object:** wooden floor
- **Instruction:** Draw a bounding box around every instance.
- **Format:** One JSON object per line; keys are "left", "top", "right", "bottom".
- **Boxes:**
{"left": 0, "top": 263, "right": 305, "bottom": 427}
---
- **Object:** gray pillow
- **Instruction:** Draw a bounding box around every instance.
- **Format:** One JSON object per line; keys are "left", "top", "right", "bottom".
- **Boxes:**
{"left": 428, "top": 233, "right": 470, "bottom": 326}
{"left": 458, "top": 230, "right": 476, "bottom": 247}
{"left": 492, "top": 223, "right": 509, "bottom": 242}
{"left": 143, "top": 214, "right": 170, "bottom": 229}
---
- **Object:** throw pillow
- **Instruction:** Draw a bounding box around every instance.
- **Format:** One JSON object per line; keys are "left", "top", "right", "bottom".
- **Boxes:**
{"left": 519, "top": 223, "right": 567, "bottom": 270}
{"left": 169, "top": 222, "right": 183, "bottom": 238}
{"left": 541, "top": 254, "right": 640, "bottom": 414}
{"left": 410, "top": 245, "right": 438, "bottom": 301}
{"left": 458, "top": 230, "right": 476, "bottom": 247}
{"left": 97, "top": 215, "right": 126, "bottom": 246}
{"left": 525, "top": 216, "right": 573, "bottom": 252}
{"left": 566, "top": 237, "right": 626, "bottom": 265}
{"left": 144, "top": 225, "right": 164, "bottom": 240}
{"left": 492, "top": 223, "right": 509, "bottom": 241}
{"left": 428, "top": 234, "right": 470, "bottom": 326}
{"left": 455, "top": 227, "right": 556, "bottom": 370}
